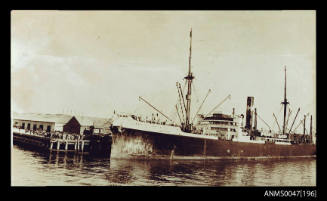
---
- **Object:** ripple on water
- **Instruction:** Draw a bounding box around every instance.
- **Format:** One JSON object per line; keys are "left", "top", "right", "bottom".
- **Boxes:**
{"left": 11, "top": 145, "right": 316, "bottom": 186}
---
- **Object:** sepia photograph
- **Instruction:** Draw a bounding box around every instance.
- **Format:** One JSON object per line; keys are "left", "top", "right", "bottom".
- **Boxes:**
{"left": 11, "top": 10, "right": 316, "bottom": 187}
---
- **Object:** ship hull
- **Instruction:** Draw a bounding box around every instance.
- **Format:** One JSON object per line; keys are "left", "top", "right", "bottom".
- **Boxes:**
{"left": 110, "top": 126, "right": 316, "bottom": 159}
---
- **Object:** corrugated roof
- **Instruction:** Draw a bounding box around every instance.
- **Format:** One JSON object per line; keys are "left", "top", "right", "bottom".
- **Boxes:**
{"left": 13, "top": 113, "right": 74, "bottom": 124}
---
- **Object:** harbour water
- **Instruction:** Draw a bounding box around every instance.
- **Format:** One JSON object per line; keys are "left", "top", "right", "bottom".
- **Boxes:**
{"left": 11, "top": 145, "right": 316, "bottom": 186}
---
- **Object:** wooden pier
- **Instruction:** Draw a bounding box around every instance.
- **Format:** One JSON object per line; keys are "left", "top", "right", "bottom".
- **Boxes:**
{"left": 49, "top": 138, "right": 90, "bottom": 153}
{"left": 12, "top": 127, "right": 111, "bottom": 156}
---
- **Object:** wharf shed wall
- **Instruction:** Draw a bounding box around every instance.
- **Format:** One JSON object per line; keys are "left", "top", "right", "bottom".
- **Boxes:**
{"left": 13, "top": 119, "right": 55, "bottom": 132}
{"left": 63, "top": 117, "right": 81, "bottom": 134}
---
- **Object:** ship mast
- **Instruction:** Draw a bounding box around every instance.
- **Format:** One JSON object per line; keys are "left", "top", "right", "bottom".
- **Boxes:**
{"left": 184, "top": 28, "right": 195, "bottom": 132}
{"left": 281, "top": 66, "right": 289, "bottom": 136}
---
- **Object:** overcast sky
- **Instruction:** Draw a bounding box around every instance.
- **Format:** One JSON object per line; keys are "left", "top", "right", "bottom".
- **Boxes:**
{"left": 11, "top": 10, "right": 316, "bottom": 133}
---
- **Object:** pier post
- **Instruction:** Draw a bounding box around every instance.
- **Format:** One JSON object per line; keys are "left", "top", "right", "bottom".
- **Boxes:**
{"left": 310, "top": 115, "right": 313, "bottom": 136}
{"left": 170, "top": 145, "right": 175, "bottom": 160}
{"left": 303, "top": 115, "right": 306, "bottom": 135}
{"left": 77, "top": 140, "right": 80, "bottom": 151}
{"left": 50, "top": 142, "right": 53, "bottom": 150}
{"left": 65, "top": 141, "right": 68, "bottom": 150}
{"left": 81, "top": 141, "right": 84, "bottom": 152}
{"left": 74, "top": 141, "right": 77, "bottom": 151}
{"left": 57, "top": 141, "right": 60, "bottom": 150}
{"left": 203, "top": 139, "right": 207, "bottom": 156}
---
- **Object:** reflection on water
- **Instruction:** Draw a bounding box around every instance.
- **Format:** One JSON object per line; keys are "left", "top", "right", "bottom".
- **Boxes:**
{"left": 11, "top": 145, "right": 316, "bottom": 186}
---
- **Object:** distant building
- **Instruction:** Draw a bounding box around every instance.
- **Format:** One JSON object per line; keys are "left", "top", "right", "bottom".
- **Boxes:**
{"left": 76, "top": 116, "right": 112, "bottom": 134}
{"left": 12, "top": 113, "right": 112, "bottom": 134}
{"left": 12, "top": 113, "right": 81, "bottom": 134}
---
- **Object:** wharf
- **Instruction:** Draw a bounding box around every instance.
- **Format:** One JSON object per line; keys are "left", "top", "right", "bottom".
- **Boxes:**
{"left": 49, "top": 138, "right": 90, "bottom": 153}
{"left": 12, "top": 128, "right": 111, "bottom": 156}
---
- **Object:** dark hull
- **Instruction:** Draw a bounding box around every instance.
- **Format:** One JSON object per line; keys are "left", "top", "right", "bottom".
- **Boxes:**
{"left": 111, "top": 127, "right": 316, "bottom": 159}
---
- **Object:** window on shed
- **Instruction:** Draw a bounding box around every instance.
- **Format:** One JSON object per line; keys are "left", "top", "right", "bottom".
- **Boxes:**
{"left": 39, "top": 125, "right": 43, "bottom": 130}
{"left": 46, "top": 125, "right": 51, "bottom": 132}
{"left": 22, "top": 123, "right": 25, "bottom": 129}
{"left": 33, "top": 124, "right": 37, "bottom": 131}
{"left": 27, "top": 123, "right": 30, "bottom": 130}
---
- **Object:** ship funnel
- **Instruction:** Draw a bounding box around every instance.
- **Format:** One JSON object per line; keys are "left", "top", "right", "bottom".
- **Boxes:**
{"left": 245, "top": 97, "right": 254, "bottom": 130}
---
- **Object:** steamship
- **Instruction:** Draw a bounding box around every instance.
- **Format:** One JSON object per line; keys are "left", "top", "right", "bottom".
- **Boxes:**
{"left": 110, "top": 29, "right": 316, "bottom": 159}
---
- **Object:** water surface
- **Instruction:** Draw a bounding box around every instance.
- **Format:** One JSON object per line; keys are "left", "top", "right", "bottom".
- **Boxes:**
{"left": 11, "top": 145, "right": 316, "bottom": 186}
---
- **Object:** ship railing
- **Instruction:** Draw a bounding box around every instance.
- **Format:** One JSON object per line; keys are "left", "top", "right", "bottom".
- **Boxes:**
{"left": 135, "top": 118, "right": 178, "bottom": 127}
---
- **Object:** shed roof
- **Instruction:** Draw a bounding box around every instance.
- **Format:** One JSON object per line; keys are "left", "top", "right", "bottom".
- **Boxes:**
{"left": 13, "top": 113, "right": 74, "bottom": 124}
{"left": 13, "top": 112, "right": 112, "bottom": 128}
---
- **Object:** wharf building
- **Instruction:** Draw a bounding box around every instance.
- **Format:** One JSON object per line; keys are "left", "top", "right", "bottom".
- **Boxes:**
{"left": 12, "top": 113, "right": 112, "bottom": 135}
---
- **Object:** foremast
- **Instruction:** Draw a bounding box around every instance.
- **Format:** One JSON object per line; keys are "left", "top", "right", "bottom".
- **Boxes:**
{"left": 184, "top": 28, "right": 195, "bottom": 133}
{"left": 281, "top": 66, "right": 289, "bottom": 136}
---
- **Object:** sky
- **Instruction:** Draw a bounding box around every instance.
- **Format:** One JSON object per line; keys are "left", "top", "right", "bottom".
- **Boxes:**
{"left": 11, "top": 10, "right": 316, "bottom": 133}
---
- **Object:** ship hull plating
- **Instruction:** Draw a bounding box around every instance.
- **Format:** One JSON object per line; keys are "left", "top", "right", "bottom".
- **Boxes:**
{"left": 111, "top": 127, "right": 316, "bottom": 159}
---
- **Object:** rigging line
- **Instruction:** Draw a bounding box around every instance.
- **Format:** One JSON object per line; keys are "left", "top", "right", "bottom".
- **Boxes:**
{"left": 192, "top": 89, "right": 211, "bottom": 124}
{"left": 192, "top": 79, "right": 200, "bottom": 103}
{"left": 174, "top": 93, "right": 181, "bottom": 118}
{"left": 177, "top": 87, "right": 186, "bottom": 123}
{"left": 275, "top": 104, "right": 284, "bottom": 124}
{"left": 204, "top": 94, "right": 231, "bottom": 118}
{"left": 175, "top": 104, "right": 182, "bottom": 125}
{"left": 183, "top": 79, "right": 187, "bottom": 95}
{"left": 273, "top": 113, "right": 281, "bottom": 133}
{"left": 257, "top": 114, "right": 272, "bottom": 131}
{"left": 272, "top": 118, "right": 276, "bottom": 129}
{"left": 292, "top": 119, "right": 303, "bottom": 134}
{"left": 305, "top": 128, "right": 309, "bottom": 135}
{"left": 138, "top": 96, "right": 175, "bottom": 123}
{"left": 285, "top": 108, "right": 292, "bottom": 131}
{"left": 279, "top": 104, "right": 283, "bottom": 113}
{"left": 179, "top": 80, "right": 188, "bottom": 113}
{"left": 288, "top": 108, "right": 300, "bottom": 133}
{"left": 177, "top": 82, "right": 187, "bottom": 120}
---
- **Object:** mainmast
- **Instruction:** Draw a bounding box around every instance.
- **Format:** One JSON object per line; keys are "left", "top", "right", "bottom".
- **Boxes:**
{"left": 281, "top": 66, "right": 289, "bottom": 135}
{"left": 184, "top": 28, "right": 195, "bottom": 132}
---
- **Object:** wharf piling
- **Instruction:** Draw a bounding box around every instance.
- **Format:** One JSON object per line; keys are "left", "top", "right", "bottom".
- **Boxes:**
{"left": 13, "top": 128, "right": 112, "bottom": 157}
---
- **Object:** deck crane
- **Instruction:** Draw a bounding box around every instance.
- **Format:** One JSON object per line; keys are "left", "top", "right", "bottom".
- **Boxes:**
{"left": 288, "top": 108, "right": 300, "bottom": 133}
{"left": 204, "top": 94, "right": 231, "bottom": 118}
{"left": 192, "top": 89, "right": 211, "bottom": 124}
{"left": 273, "top": 113, "right": 281, "bottom": 133}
